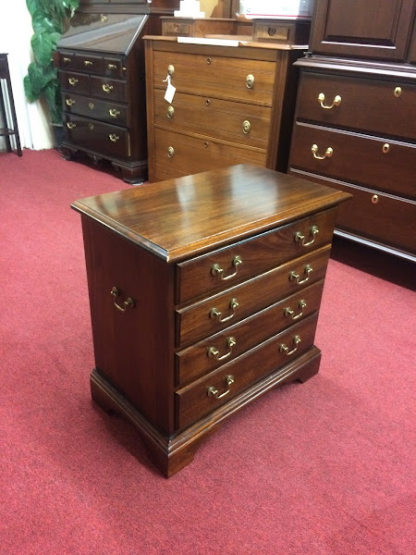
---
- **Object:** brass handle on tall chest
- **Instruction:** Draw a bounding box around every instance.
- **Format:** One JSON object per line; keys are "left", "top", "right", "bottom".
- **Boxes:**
{"left": 311, "top": 144, "right": 333, "bottom": 160}
{"left": 102, "top": 84, "right": 114, "bottom": 93}
{"left": 382, "top": 143, "right": 390, "bottom": 154}
{"left": 246, "top": 74, "right": 255, "bottom": 89}
{"left": 65, "top": 98, "right": 75, "bottom": 106}
{"left": 109, "top": 134, "right": 119, "bottom": 142}
{"left": 279, "top": 335, "right": 301, "bottom": 356}
{"left": 242, "top": 120, "right": 251, "bottom": 134}
{"left": 66, "top": 122, "right": 76, "bottom": 129}
{"left": 210, "top": 298, "right": 239, "bottom": 323}
{"left": 167, "top": 64, "right": 175, "bottom": 76}
{"left": 167, "top": 106, "right": 174, "bottom": 119}
{"left": 294, "top": 225, "right": 319, "bottom": 246}
{"left": 211, "top": 255, "right": 242, "bottom": 281}
{"left": 68, "top": 77, "right": 78, "bottom": 86}
{"left": 100, "top": 14, "right": 108, "bottom": 23}
{"left": 84, "top": 60, "right": 93, "bottom": 67}
{"left": 394, "top": 87, "right": 402, "bottom": 98}
{"left": 108, "top": 63, "right": 117, "bottom": 70}
{"left": 63, "top": 57, "right": 71, "bottom": 64}
{"left": 207, "top": 375, "right": 235, "bottom": 399}
{"left": 110, "top": 286, "right": 134, "bottom": 312}
{"left": 289, "top": 264, "right": 313, "bottom": 285}
{"left": 109, "top": 108, "right": 120, "bottom": 118}
{"left": 207, "top": 337, "right": 236, "bottom": 361}
{"left": 318, "top": 93, "right": 341, "bottom": 109}
{"left": 284, "top": 300, "right": 307, "bottom": 321}
{"left": 167, "top": 146, "right": 175, "bottom": 158}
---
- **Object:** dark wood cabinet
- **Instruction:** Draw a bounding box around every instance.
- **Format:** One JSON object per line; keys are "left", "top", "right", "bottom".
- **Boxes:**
{"left": 57, "top": 1, "right": 179, "bottom": 183}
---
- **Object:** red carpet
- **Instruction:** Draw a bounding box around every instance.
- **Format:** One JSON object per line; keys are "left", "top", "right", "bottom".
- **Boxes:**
{"left": 1, "top": 149, "right": 415, "bottom": 555}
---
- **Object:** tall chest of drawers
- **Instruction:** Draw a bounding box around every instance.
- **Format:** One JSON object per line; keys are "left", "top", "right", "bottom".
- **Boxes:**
{"left": 289, "top": 0, "right": 416, "bottom": 261}
{"left": 144, "top": 36, "right": 305, "bottom": 182}
{"left": 72, "top": 164, "right": 350, "bottom": 477}
{"left": 57, "top": 1, "right": 179, "bottom": 184}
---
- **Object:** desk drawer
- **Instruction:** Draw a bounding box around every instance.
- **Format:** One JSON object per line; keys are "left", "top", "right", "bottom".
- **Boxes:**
{"left": 176, "top": 246, "right": 331, "bottom": 347}
{"left": 175, "top": 313, "right": 319, "bottom": 429}
{"left": 90, "top": 76, "right": 127, "bottom": 102}
{"left": 60, "top": 71, "right": 90, "bottom": 95}
{"left": 290, "top": 122, "right": 416, "bottom": 199}
{"left": 63, "top": 93, "right": 128, "bottom": 126}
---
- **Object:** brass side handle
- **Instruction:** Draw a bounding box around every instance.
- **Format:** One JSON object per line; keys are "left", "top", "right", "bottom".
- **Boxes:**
{"left": 289, "top": 264, "right": 313, "bottom": 285}
{"left": 84, "top": 60, "right": 93, "bottom": 67}
{"left": 318, "top": 93, "right": 341, "bottom": 109}
{"left": 167, "top": 106, "right": 174, "bottom": 119}
{"left": 294, "top": 225, "right": 319, "bottom": 247}
{"left": 65, "top": 98, "right": 75, "bottom": 106}
{"left": 66, "top": 122, "right": 76, "bottom": 129}
{"left": 246, "top": 74, "right": 255, "bottom": 89}
{"left": 207, "top": 337, "right": 236, "bottom": 361}
{"left": 311, "top": 144, "right": 333, "bottom": 160}
{"left": 284, "top": 300, "right": 307, "bottom": 321}
{"left": 207, "top": 375, "right": 235, "bottom": 399}
{"left": 279, "top": 335, "right": 301, "bottom": 356}
{"left": 110, "top": 286, "right": 134, "bottom": 313}
{"left": 211, "top": 255, "right": 242, "bottom": 281}
{"left": 102, "top": 84, "right": 114, "bottom": 93}
{"left": 109, "top": 108, "right": 120, "bottom": 118}
{"left": 167, "top": 146, "right": 175, "bottom": 158}
{"left": 109, "top": 134, "right": 119, "bottom": 142}
{"left": 68, "top": 77, "right": 78, "bottom": 86}
{"left": 210, "top": 298, "right": 239, "bottom": 323}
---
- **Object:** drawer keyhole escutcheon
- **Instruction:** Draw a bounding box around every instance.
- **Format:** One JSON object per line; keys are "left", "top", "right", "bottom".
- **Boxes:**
{"left": 109, "top": 108, "right": 120, "bottom": 118}
{"left": 294, "top": 225, "right": 319, "bottom": 247}
{"left": 207, "top": 337, "right": 237, "bottom": 360}
{"left": 289, "top": 264, "right": 313, "bottom": 285}
{"left": 311, "top": 144, "right": 333, "bottom": 160}
{"left": 284, "top": 300, "right": 307, "bottom": 321}
{"left": 65, "top": 98, "right": 75, "bottom": 106}
{"left": 318, "top": 93, "right": 341, "bottom": 109}
{"left": 66, "top": 122, "right": 76, "bottom": 129}
{"left": 210, "top": 299, "right": 239, "bottom": 323}
{"left": 382, "top": 143, "right": 390, "bottom": 154}
{"left": 167, "top": 146, "right": 175, "bottom": 158}
{"left": 68, "top": 77, "right": 78, "bottom": 86}
{"left": 109, "top": 134, "right": 119, "bottom": 142}
{"left": 167, "top": 64, "right": 175, "bottom": 76}
{"left": 207, "top": 375, "right": 235, "bottom": 399}
{"left": 167, "top": 106, "right": 174, "bottom": 119}
{"left": 394, "top": 87, "right": 402, "bottom": 98}
{"left": 102, "top": 84, "right": 114, "bottom": 93}
{"left": 246, "top": 74, "right": 255, "bottom": 89}
{"left": 211, "top": 255, "right": 242, "bottom": 280}
{"left": 279, "top": 335, "right": 301, "bottom": 356}
{"left": 88, "top": 102, "right": 95, "bottom": 110}
{"left": 110, "top": 286, "right": 135, "bottom": 313}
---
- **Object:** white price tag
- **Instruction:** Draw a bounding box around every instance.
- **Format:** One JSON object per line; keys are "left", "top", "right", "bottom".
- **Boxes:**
{"left": 163, "top": 75, "right": 176, "bottom": 104}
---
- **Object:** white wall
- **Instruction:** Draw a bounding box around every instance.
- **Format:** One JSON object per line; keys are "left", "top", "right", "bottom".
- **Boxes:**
{"left": 0, "top": 0, "right": 54, "bottom": 151}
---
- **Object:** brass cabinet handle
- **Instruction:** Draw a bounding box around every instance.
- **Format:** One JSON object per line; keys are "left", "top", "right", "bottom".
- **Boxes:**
{"left": 382, "top": 143, "right": 390, "bottom": 154}
{"left": 63, "top": 57, "right": 71, "bottom": 64}
{"left": 242, "top": 120, "right": 251, "bottom": 134}
{"left": 110, "top": 286, "right": 134, "bottom": 312}
{"left": 311, "top": 144, "right": 333, "bottom": 160}
{"left": 167, "top": 64, "right": 174, "bottom": 76}
{"left": 279, "top": 335, "right": 301, "bottom": 356}
{"left": 246, "top": 74, "right": 255, "bottom": 89}
{"left": 109, "top": 108, "right": 120, "bottom": 118}
{"left": 394, "top": 87, "right": 402, "bottom": 98}
{"left": 206, "top": 57, "right": 212, "bottom": 65}
{"left": 84, "top": 60, "right": 93, "bottom": 66}
{"left": 318, "top": 92, "right": 341, "bottom": 109}
{"left": 109, "top": 134, "right": 119, "bottom": 142}
{"left": 284, "top": 300, "right": 307, "bottom": 321}
{"left": 205, "top": 99, "right": 211, "bottom": 106}
{"left": 65, "top": 98, "right": 75, "bottom": 106}
{"left": 207, "top": 375, "right": 235, "bottom": 399}
{"left": 89, "top": 123, "right": 94, "bottom": 130}
{"left": 167, "top": 105, "right": 174, "bottom": 119}
{"left": 294, "top": 225, "right": 319, "bottom": 246}
{"left": 102, "top": 84, "right": 114, "bottom": 93}
{"left": 68, "top": 77, "right": 78, "bottom": 86}
{"left": 289, "top": 264, "right": 313, "bottom": 285}
{"left": 207, "top": 337, "right": 236, "bottom": 361}
{"left": 107, "top": 63, "right": 117, "bottom": 70}
{"left": 167, "top": 146, "right": 175, "bottom": 158}
{"left": 100, "top": 14, "right": 108, "bottom": 23}
{"left": 371, "top": 195, "right": 379, "bottom": 204}
{"left": 211, "top": 255, "right": 242, "bottom": 280}
{"left": 210, "top": 298, "right": 239, "bottom": 323}
{"left": 66, "top": 122, "right": 76, "bottom": 129}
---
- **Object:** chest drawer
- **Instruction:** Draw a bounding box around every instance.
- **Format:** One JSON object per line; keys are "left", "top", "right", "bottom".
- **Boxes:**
{"left": 153, "top": 89, "right": 271, "bottom": 149}
{"left": 175, "top": 280, "right": 325, "bottom": 387}
{"left": 63, "top": 93, "right": 128, "bottom": 126}
{"left": 153, "top": 50, "right": 276, "bottom": 105}
{"left": 176, "top": 245, "right": 331, "bottom": 347}
{"left": 176, "top": 208, "right": 337, "bottom": 304}
{"left": 90, "top": 76, "right": 127, "bottom": 103}
{"left": 60, "top": 71, "right": 90, "bottom": 95}
{"left": 175, "top": 313, "right": 319, "bottom": 429}
{"left": 290, "top": 122, "right": 416, "bottom": 199}
{"left": 296, "top": 72, "right": 416, "bottom": 141}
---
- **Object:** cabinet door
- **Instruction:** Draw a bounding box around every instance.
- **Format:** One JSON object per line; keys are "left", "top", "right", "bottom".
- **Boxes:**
{"left": 310, "top": 0, "right": 415, "bottom": 61}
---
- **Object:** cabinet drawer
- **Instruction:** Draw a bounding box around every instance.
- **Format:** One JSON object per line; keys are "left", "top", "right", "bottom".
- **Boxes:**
{"left": 154, "top": 89, "right": 271, "bottom": 149}
{"left": 63, "top": 92, "right": 128, "bottom": 126}
{"left": 176, "top": 246, "right": 331, "bottom": 347}
{"left": 90, "top": 76, "right": 127, "bottom": 102}
{"left": 103, "top": 56, "right": 126, "bottom": 78}
{"left": 153, "top": 50, "right": 276, "bottom": 105}
{"left": 296, "top": 72, "right": 416, "bottom": 141}
{"left": 176, "top": 208, "right": 337, "bottom": 304}
{"left": 290, "top": 122, "right": 416, "bottom": 199}
{"left": 74, "top": 53, "right": 104, "bottom": 74}
{"left": 60, "top": 71, "right": 90, "bottom": 95}
{"left": 175, "top": 313, "right": 319, "bottom": 429}
{"left": 153, "top": 128, "right": 267, "bottom": 180}
{"left": 175, "top": 280, "right": 325, "bottom": 387}
{"left": 63, "top": 115, "right": 130, "bottom": 159}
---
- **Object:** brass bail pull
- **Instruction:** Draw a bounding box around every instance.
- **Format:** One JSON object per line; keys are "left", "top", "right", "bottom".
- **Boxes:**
{"left": 110, "top": 286, "right": 135, "bottom": 313}
{"left": 207, "top": 337, "right": 237, "bottom": 361}
{"left": 311, "top": 144, "right": 333, "bottom": 160}
{"left": 289, "top": 264, "right": 313, "bottom": 285}
{"left": 294, "top": 225, "right": 319, "bottom": 246}
{"left": 207, "top": 375, "right": 235, "bottom": 399}
{"left": 211, "top": 255, "right": 242, "bottom": 281}
{"left": 284, "top": 300, "right": 307, "bottom": 321}
{"left": 210, "top": 298, "right": 239, "bottom": 323}
{"left": 279, "top": 335, "right": 301, "bottom": 356}
{"left": 318, "top": 93, "right": 341, "bottom": 109}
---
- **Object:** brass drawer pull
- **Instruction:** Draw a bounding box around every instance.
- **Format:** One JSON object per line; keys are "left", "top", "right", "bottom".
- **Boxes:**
{"left": 107, "top": 63, "right": 117, "bottom": 70}
{"left": 109, "top": 108, "right": 120, "bottom": 118}
{"left": 284, "top": 300, "right": 307, "bottom": 321}
{"left": 318, "top": 93, "right": 341, "bottom": 109}
{"left": 167, "top": 146, "right": 175, "bottom": 158}
{"left": 279, "top": 335, "right": 301, "bottom": 356}
{"left": 205, "top": 99, "right": 211, "bottom": 106}
{"left": 63, "top": 57, "right": 71, "bottom": 64}
{"left": 394, "top": 87, "right": 402, "bottom": 98}
{"left": 66, "top": 122, "right": 76, "bottom": 129}
{"left": 100, "top": 14, "right": 108, "bottom": 23}
{"left": 207, "top": 375, "right": 235, "bottom": 399}
{"left": 89, "top": 123, "right": 94, "bottom": 130}
{"left": 246, "top": 74, "right": 255, "bottom": 89}
{"left": 311, "top": 144, "right": 333, "bottom": 160}
{"left": 102, "top": 84, "right": 114, "bottom": 93}
{"left": 382, "top": 143, "right": 390, "bottom": 154}
{"left": 206, "top": 57, "right": 212, "bottom": 65}
{"left": 167, "top": 64, "right": 175, "bottom": 76}
{"left": 210, "top": 298, "right": 239, "bottom": 323}
{"left": 289, "top": 264, "right": 313, "bottom": 285}
{"left": 84, "top": 60, "right": 93, "bottom": 67}
{"left": 211, "top": 255, "right": 242, "bottom": 280}
{"left": 88, "top": 102, "right": 95, "bottom": 110}
{"left": 109, "top": 134, "right": 119, "bottom": 142}
{"left": 294, "top": 225, "right": 319, "bottom": 246}
{"left": 371, "top": 195, "right": 379, "bottom": 204}
{"left": 242, "top": 120, "right": 251, "bottom": 134}
{"left": 110, "top": 286, "right": 134, "bottom": 313}
{"left": 167, "top": 105, "right": 174, "bottom": 119}
{"left": 65, "top": 98, "right": 75, "bottom": 106}
{"left": 68, "top": 77, "right": 78, "bottom": 86}
{"left": 207, "top": 337, "right": 236, "bottom": 361}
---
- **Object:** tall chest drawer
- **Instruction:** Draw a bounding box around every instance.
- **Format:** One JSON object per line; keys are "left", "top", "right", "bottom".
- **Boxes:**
{"left": 60, "top": 71, "right": 90, "bottom": 95}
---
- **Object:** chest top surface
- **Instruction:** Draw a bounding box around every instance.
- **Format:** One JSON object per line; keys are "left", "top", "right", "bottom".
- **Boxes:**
{"left": 71, "top": 164, "right": 350, "bottom": 261}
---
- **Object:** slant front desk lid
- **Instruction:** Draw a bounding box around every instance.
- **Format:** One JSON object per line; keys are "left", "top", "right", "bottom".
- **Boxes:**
{"left": 71, "top": 164, "right": 351, "bottom": 262}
